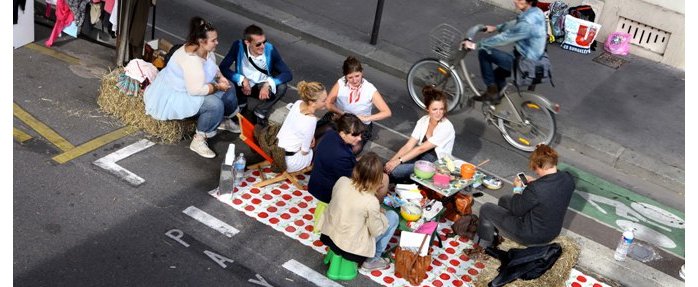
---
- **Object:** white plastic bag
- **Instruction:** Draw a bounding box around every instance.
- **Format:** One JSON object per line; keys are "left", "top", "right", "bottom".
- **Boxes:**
{"left": 560, "top": 15, "right": 601, "bottom": 54}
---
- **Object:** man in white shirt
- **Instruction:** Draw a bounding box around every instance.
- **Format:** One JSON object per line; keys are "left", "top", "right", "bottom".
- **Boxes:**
{"left": 219, "top": 25, "right": 293, "bottom": 126}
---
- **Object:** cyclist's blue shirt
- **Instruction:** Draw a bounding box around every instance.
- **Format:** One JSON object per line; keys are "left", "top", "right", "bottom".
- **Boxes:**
{"left": 477, "top": 7, "right": 547, "bottom": 60}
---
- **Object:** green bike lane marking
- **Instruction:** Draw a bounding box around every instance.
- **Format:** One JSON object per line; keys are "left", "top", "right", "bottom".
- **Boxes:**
{"left": 559, "top": 162, "right": 685, "bottom": 258}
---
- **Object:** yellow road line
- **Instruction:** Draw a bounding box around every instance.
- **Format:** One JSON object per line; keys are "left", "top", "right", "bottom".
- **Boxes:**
{"left": 24, "top": 43, "right": 80, "bottom": 65}
{"left": 13, "top": 127, "right": 33, "bottom": 143}
{"left": 13, "top": 102, "right": 75, "bottom": 151}
{"left": 52, "top": 126, "right": 139, "bottom": 164}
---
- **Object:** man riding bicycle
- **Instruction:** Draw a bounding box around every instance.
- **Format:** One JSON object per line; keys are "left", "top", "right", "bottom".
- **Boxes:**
{"left": 462, "top": 0, "right": 546, "bottom": 104}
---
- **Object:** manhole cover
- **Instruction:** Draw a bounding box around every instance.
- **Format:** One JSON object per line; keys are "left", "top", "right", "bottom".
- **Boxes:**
{"left": 593, "top": 52, "right": 627, "bottom": 69}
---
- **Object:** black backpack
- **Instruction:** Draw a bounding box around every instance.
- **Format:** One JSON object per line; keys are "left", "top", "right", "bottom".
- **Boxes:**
{"left": 568, "top": 5, "right": 596, "bottom": 22}
{"left": 486, "top": 243, "right": 563, "bottom": 287}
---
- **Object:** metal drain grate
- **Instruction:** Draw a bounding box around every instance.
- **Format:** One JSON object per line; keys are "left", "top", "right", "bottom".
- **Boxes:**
{"left": 593, "top": 52, "right": 627, "bottom": 69}
{"left": 616, "top": 17, "right": 670, "bottom": 55}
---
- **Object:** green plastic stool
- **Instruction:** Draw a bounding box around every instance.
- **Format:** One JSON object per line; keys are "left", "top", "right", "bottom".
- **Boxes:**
{"left": 323, "top": 249, "right": 358, "bottom": 281}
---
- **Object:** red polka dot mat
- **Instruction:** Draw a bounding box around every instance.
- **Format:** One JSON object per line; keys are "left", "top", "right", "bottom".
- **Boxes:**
{"left": 210, "top": 168, "right": 610, "bottom": 287}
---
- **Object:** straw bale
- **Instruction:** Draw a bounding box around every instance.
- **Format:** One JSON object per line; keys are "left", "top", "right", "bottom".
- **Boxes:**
{"left": 97, "top": 68, "right": 196, "bottom": 144}
{"left": 474, "top": 236, "right": 580, "bottom": 287}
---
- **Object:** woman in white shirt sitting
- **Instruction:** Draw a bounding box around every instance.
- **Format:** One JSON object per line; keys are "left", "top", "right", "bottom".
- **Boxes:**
{"left": 384, "top": 86, "right": 455, "bottom": 183}
{"left": 277, "top": 81, "right": 327, "bottom": 172}
{"left": 316, "top": 56, "right": 391, "bottom": 154}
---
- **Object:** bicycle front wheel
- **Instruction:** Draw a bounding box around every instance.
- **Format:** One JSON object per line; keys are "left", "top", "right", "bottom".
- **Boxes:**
{"left": 498, "top": 100, "right": 556, "bottom": 152}
{"left": 406, "top": 58, "right": 462, "bottom": 112}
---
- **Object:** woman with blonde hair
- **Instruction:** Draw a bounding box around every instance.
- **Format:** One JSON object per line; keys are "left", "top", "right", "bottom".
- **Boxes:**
{"left": 276, "top": 81, "right": 327, "bottom": 172}
{"left": 318, "top": 152, "right": 398, "bottom": 272}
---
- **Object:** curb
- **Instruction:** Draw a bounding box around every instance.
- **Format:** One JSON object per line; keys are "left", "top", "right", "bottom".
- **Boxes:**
{"left": 212, "top": 0, "right": 684, "bottom": 194}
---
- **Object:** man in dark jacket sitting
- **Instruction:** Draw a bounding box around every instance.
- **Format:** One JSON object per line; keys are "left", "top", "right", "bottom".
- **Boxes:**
{"left": 475, "top": 144, "right": 575, "bottom": 251}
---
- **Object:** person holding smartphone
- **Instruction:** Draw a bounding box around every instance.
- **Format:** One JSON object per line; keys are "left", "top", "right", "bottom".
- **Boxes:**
{"left": 470, "top": 144, "right": 575, "bottom": 258}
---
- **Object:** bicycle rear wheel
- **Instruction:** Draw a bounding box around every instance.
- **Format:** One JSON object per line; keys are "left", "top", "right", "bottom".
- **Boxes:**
{"left": 406, "top": 58, "right": 462, "bottom": 112}
{"left": 498, "top": 100, "right": 556, "bottom": 152}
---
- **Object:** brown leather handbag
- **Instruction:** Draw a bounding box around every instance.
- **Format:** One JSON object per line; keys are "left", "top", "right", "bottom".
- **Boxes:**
{"left": 394, "top": 234, "right": 432, "bottom": 286}
{"left": 444, "top": 193, "right": 474, "bottom": 222}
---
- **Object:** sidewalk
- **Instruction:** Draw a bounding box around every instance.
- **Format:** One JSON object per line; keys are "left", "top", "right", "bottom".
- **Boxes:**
{"left": 213, "top": 0, "right": 685, "bottom": 202}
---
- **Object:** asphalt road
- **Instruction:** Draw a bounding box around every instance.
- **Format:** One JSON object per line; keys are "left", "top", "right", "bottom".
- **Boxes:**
{"left": 13, "top": 0, "right": 683, "bottom": 286}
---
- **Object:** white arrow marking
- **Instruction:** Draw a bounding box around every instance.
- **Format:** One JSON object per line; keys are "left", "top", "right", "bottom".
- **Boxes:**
{"left": 93, "top": 139, "right": 154, "bottom": 186}
{"left": 282, "top": 260, "right": 342, "bottom": 287}
{"left": 183, "top": 206, "right": 239, "bottom": 237}
{"left": 248, "top": 274, "right": 274, "bottom": 287}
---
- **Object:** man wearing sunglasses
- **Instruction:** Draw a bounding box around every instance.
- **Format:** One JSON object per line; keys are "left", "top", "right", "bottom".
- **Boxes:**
{"left": 220, "top": 24, "right": 292, "bottom": 126}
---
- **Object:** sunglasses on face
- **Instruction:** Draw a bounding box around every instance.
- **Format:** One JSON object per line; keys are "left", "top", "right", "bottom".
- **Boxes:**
{"left": 253, "top": 40, "right": 267, "bottom": 47}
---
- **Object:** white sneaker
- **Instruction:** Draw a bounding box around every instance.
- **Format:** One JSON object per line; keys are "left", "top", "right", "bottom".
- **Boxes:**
{"left": 190, "top": 135, "right": 215, "bottom": 158}
{"left": 218, "top": 118, "right": 241, "bottom": 133}
{"left": 680, "top": 264, "right": 685, "bottom": 280}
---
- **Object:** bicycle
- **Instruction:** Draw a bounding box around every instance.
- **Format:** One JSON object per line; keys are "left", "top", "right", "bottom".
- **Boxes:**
{"left": 406, "top": 24, "right": 560, "bottom": 152}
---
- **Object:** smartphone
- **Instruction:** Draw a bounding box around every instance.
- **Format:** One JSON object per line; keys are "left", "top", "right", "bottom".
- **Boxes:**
{"left": 517, "top": 172, "right": 528, "bottom": 186}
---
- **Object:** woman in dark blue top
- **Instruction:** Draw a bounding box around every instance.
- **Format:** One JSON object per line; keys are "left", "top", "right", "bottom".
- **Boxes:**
{"left": 308, "top": 113, "right": 365, "bottom": 203}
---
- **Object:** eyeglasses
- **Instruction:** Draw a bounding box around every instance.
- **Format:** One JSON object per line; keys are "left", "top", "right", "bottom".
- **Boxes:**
{"left": 351, "top": 131, "right": 363, "bottom": 137}
{"left": 253, "top": 40, "right": 267, "bottom": 47}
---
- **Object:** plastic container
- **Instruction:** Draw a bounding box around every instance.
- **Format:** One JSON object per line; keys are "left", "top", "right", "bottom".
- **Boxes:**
{"left": 460, "top": 163, "right": 476, "bottom": 179}
{"left": 614, "top": 229, "right": 635, "bottom": 261}
{"left": 400, "top": 202, "right": 423, "bottom": 222}
{"left": 414, "top": 160, "right": 436, "bottom": 179}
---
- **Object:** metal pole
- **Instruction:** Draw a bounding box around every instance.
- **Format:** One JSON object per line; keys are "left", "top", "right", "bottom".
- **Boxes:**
{"left": 369, "top": 0, "right": 385, "bottom": 45}
{"left": 151, "top": 4, "right": 156, "bottom": 40}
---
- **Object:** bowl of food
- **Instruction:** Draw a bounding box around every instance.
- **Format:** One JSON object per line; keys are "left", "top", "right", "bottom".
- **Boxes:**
{"left": 414, "top": 160, "right": 436, "bottom": 179}
{"left": 400, "top": 202, "right": 423, "bottom": 222}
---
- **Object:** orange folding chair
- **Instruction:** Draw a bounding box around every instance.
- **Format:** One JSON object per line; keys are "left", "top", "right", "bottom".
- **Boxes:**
{"left": 237, "top": 114, "right": 311, "bottom": 190}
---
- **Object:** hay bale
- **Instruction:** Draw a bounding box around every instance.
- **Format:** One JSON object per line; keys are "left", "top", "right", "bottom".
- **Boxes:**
{"left": 474, "top": 236, "right": 581, "bottom": 287}
{"left": 97, "top": 67, "right": 196, "bottom": 144}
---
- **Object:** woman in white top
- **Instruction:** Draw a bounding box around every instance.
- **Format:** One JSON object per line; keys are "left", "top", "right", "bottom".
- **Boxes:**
{"left": 277, "top": 81, "right": 327, "bottom": 172}
{"left": 144, "top": 17, "right": 240, "bottom": 159}
{"left": 316, "top": 56, "right": 391, "bottom": 154}
{"left": 384, "top": 86, "right": 455, "bottom": 183}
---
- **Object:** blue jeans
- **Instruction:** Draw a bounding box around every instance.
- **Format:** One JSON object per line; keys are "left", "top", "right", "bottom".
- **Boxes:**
{"left": 373, "top": 210, "right": 399, "bottom": 258}
{"left": 196, "top": 88, "right": 238, "bottom": 137}
{"left": 478, "top": 48, "right": 513, "bottom": 90}
{"left": 389, "top": 151, "right": 438, "bottom": 184}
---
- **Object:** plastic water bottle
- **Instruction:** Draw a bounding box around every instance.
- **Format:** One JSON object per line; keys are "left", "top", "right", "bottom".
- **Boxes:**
{"left": 614, "top": 229, "right": 635, "bottom": 261}
{"left": 233, "top": 153, "right": 246, "bottom": 185}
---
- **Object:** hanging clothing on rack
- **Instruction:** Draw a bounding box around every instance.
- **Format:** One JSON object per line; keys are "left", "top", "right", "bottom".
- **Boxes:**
{"left": 46, "top": 0, "right": 75, "bottom": 47}
{"left": 66, "top": 0, "right": 91, "bottom": 33}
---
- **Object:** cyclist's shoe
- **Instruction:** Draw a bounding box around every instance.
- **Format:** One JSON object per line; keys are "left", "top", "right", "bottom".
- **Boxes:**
{"left": 473, "top": 85, "right": 502, "bottom": 104}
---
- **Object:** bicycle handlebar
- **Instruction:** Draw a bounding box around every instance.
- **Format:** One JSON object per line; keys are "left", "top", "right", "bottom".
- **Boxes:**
{"left": 464, "top": 24, "right": 487, "bottom": 42}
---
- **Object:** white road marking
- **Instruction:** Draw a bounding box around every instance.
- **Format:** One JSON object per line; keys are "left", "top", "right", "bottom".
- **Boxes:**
{"left": 249, "top": 274, "right": 274, "bottom": 287}
{"left": 282, "top": 260, "right": 342, "bottom": 287}
{"left": 93, "top": 139, "right": 155, "bottom": 186}
{"left": 182, "top": 206, "right": 239, "bottom": 237}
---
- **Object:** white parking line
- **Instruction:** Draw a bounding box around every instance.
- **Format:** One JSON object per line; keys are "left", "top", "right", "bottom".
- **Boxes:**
{"left": 182, "top": 206, "right": 239, "bottom": 238}
{"left": 93, "top": 139, "right": 155, "bottom": 186}
{"left": 282, "top": 260, "right": 343, "bottom": 287}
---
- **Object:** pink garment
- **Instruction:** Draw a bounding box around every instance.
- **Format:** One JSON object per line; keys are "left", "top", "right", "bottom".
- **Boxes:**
{"left": 103, "top": 0, "right": 115, "bottom": 13}
{"left": 45, "top": 0, "right": 74, "bottom": 47}
{"left": 348, "top": 83, "right": 361, "bottom": 104}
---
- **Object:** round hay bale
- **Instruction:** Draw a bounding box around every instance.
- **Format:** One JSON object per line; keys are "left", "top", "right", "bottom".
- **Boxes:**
{"left": 97, "top": 68, "right": 196, "bottom": 144}
{"left": 473, "top": 236, "right": 581, "bottom": 287}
